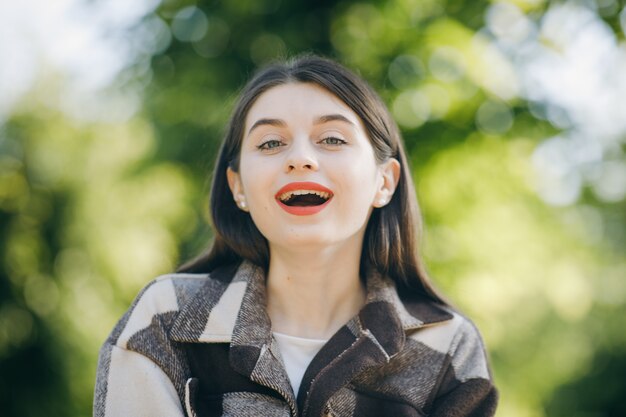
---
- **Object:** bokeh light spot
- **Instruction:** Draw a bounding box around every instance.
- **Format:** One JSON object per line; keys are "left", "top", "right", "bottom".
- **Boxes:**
{"left": 429, "top": 46, "right": 466, "bottom": 82}
{"left": 171, "top": 6, "right": 208, "bottom": 42}
{"left": 141, "top": 15, "right": 172, "bottom": 55}
{"left": 476, "top": 99, "right": 514, "bottom": 134}
{"left": 388, "top": 55, "right": 424, "bottom": 89}
{"left": 422, "top": 84, "right": 451, "bottom": 119}
{"left": 192, "top": 17, "right": 230, "bottom": 58}
{"left": 392, "top": 89, "right": 430, "bottom": 129}
{"left": 590, "top": 160, "right": 626, "bottom": 202}
{"left": 545, "top": 263, "right": 592, "bottom": 321}
{"left": 486, "top": 2, "right": 534, "bottom": 45}
{"left": 0, "top": 305, "right": 34, "bottom": 355}
{"left": 24, "top": 274, "right": 60, "bottom": 317}
{"left": 471, "top": 34, "right": 520, "bottom": 100}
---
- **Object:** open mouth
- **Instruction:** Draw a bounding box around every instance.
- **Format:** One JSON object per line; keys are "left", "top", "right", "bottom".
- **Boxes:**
{"left": 277, "top": 190, "right": 332, "bottom": 207}
{"left": 274, "top": 182, "right": 334, "bottom": 215}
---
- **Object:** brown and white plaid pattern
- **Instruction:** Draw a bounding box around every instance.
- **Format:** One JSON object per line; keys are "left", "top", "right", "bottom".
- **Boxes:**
{"left": 94, "top": 261, "right": 497, "bottom": 417}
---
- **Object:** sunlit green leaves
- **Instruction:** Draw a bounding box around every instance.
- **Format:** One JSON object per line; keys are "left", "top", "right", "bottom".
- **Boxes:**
{"left": 0, "top": 109, "right": 196, "bottom": 415}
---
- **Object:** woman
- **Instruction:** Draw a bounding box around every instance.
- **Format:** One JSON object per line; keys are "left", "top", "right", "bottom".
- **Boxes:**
{"left": 94, "top": 56, "right": 497, "bottom": 417}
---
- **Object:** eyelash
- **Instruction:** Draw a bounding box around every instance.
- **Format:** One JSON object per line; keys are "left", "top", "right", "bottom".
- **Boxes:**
{"left": 257, "top": 139, "right": 285, "bottom": 151}
{"left": 319, "top": 136, "right": 347, "bottom": 146}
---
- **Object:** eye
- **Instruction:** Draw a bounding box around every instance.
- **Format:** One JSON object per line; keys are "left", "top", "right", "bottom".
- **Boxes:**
{"left": 319, "top": 136, "right": 347, "bottom": 146}
{"left": 257, "top": 139, "right": 285, "bottom": 151}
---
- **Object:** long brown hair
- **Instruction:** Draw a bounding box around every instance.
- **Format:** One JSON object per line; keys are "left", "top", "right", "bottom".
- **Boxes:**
{"left": 179, "top": 55, "right": 445, "bottom": 304}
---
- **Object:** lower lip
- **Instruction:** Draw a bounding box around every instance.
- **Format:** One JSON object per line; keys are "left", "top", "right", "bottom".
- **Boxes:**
{"left": 276, "top": 199, "right": 332, "bottom": 216}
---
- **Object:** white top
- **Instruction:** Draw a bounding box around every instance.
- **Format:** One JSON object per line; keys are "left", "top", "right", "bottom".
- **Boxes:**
{"left": 272, "top": 331, "right": 328, "bottom": 396}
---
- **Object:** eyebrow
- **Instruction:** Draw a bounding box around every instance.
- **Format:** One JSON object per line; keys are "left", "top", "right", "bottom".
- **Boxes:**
{"left": 247, "top": 114, "right": 355, "bottom": 135}
{"left": 313, "top": 114, "right": 355, "bottom": 126}
{"left": 247, "top": 118, "right": 287, "bottom": 135}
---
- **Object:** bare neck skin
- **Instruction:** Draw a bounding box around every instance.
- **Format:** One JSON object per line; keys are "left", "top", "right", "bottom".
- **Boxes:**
{"left": 265, "top": 239, "right": 367, "bottom": 340}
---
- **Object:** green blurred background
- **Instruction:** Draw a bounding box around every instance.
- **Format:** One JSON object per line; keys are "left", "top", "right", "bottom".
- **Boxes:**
{"left": 1, "top": 0, "right": 625, "bottom": 415}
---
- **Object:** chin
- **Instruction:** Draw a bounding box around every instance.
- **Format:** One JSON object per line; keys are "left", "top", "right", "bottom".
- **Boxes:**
{"left": 275, "top": 234, "right": 336, "bottom": 248}
{"left": 267, "top": 229, "right": 364, "bottom": 253}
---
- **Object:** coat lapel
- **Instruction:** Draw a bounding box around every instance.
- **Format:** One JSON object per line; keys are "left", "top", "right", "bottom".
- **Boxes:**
{"left": 299, "top": 271, "right": 453, "bottom": 417}
{"left": 228, "top": 263, "right": 298, "bottom": 415}
{"left": 170, "top": 261, "right": 297, "bottom": 416}
{"left": 169, "top": 261, "right": 453, "bottom": 417}
{"left": 169, "top": 262, "right": 242, "bottom": 342}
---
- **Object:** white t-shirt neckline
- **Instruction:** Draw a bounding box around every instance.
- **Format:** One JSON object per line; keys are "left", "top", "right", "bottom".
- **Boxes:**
{"left": 272, "top": 331, "right": 328, "bottom": 396}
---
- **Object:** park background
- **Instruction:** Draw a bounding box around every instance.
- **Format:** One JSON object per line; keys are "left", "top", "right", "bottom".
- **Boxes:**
{"left": 1, "top": 0, "right": 625, "bottom": 415}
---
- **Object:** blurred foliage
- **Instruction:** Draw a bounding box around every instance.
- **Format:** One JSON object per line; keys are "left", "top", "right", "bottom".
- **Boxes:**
{"left": 1, "top": 0, "right": 625, "bottom": 416}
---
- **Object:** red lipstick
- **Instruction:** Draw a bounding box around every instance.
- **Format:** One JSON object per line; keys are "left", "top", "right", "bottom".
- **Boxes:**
{"left": 275, "top": 182, "right": 333, "bottom": 216}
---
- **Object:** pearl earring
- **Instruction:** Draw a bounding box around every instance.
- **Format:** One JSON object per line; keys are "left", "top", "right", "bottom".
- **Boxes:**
{"left": 239, "top": 200, "right": 247, "bottom": 209}
{"left": 378, "top": 198, "right": 387, "bottom": 206}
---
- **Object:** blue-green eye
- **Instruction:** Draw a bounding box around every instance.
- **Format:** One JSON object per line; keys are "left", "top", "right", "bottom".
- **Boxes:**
{"left": 320, "top": 136, "right": 347, "bottom": 146}
{"left": 257, "top": 139, "right": 284, "bottom": 150}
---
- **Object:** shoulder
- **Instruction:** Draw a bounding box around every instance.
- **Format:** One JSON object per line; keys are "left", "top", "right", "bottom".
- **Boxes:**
{"left": 137, "top": 271, "right": 221, "bottom": 311}
{"left": 105, "top": 273, "right": 202, "bottom": 348}
{"left": 417, "top": 309, "right": 498, "bottom": 414}
{"left": 107, "top": 263, "right": 241, "bottom": 349}
{"left": 410, "top": 307, "right": 485, "bottom": 345}
{"left": 138, "top": 273, "right": 206, "bottom": 311}
{"left": 408, "top": 307, "right": 491, "bottom": 382}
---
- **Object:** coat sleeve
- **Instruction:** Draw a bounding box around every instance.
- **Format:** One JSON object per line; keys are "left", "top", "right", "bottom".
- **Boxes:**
{"left": 428, "top": 318, "right": 498, "bottom": 417}
{"left": 93, "top": 277, "right": 187, "bottom": 417}
{"left": 94, "top": 343, "right": 186, "bottom": 417}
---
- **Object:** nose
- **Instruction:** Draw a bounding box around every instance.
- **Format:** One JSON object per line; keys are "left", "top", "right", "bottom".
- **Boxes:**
{"left": 285, "top": 138, "right": 318, "bottom": 173}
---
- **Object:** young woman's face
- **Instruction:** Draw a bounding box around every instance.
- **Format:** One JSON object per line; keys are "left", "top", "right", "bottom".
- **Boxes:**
{"left": 228, "top": 82, "right": 398, "bottom": 251}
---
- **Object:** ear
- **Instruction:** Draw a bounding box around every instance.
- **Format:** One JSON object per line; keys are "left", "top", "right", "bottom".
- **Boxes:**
{"left": 374, "top": 158, "right": 401, "bottom": 208}
{"left": 227, "top": 167, "right": 249, "bottom": 212}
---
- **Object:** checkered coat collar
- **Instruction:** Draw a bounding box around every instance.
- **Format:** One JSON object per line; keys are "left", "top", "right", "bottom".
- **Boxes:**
{"left": 169, "top": 261, "right": 452, "bottom": 417}
{"left": 169, "top": 260, "right": 452, "bottom": 346}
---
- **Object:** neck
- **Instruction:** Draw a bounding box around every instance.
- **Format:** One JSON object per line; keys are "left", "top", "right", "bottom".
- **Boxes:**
{"left": 266, "top": 243, "right": 366, "bottom": 340}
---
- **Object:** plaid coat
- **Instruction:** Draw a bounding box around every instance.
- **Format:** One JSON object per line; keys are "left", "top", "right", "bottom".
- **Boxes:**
{"left": 94, "top": 261, "right": 497, "bottom": 417}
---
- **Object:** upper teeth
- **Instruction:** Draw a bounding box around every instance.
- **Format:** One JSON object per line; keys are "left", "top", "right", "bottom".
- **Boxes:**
{"left": 278, "top": 190, "right": 331, "bottom": 201}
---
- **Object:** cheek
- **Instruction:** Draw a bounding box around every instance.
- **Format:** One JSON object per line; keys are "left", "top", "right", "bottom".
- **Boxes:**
{"left": 239, "top": 157, "right": 268, "bottom": 196}
{"left": 239, "top": 167, "right": 276, "bottom": 225}
{"left": 335, "top": 160, "right": 380, "bottom": 201}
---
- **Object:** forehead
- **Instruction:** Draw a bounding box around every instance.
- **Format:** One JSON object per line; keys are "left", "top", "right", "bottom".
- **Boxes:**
{"left": 244, "top": 82, "right": 361, "bottom": 129}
